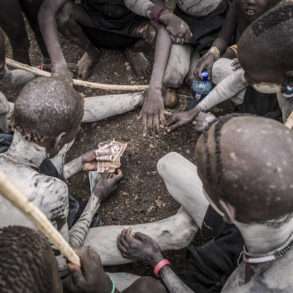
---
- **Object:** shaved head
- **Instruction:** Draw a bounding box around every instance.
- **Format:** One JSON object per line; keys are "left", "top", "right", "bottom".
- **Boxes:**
{"left": 14, "top": 77, "right": 84, "bottom": 148}
{"left": 195, "top": 115, "right": 293, "bottom": 224}
{"left": 239, "top": 0, "right": 293, "bottom": 84}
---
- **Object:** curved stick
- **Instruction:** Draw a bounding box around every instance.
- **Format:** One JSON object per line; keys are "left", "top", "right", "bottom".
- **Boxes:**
{"left": 285, "top": 111, "right": 293, "bottom": 129}
{"left": 0, "top": 171, "right": 80, "bottom": 267}
{"left": 6, "top": 58, "right": 148, "bottom": 92}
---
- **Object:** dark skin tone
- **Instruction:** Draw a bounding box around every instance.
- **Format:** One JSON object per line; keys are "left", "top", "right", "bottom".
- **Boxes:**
{"left": 38, "top": 0, "right": 192, "bottom": 133}
{"left": 169, "top": 0, "right": 279, "bottom": 132}
{"left": 141, "top": 9, "right": 192, "bottom": 135}
{"left": 65, "top": 246, "right": 167, "bottom": 293}
{"left": 0, "top": 0, "right": 50, "bottom": 65}
{"left": 117, "top": 228, "right": 194, "bottom": 293}
{"left": 194, "top": 0, "right": 277, "bottom": 79}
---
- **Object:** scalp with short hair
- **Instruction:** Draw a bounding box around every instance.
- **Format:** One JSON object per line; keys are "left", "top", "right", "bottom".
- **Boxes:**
{"left": 14, "top": 77, "right": 84, "bottom": 140}
{"left": 195, "top": 115, "right": 293, "bottom": 224}
{"left": 0, "top": 226, "right": 62, "bottom": 293}
{"left": 239, "top": 0, "right": 293, "bottom": 80}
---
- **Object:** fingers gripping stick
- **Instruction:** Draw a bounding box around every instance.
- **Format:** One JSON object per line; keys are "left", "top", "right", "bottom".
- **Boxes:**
{"left": 0, "top": 171, "right": 80, "bottom": 268}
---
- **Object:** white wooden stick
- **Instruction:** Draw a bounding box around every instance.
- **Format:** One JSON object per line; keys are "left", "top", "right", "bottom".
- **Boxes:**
{"left": 285, "top": 111, "right": 293, "bottom": 129}
{"left": 6, "top": 58, "right": 149, "bottom": 92}
{"left": 0, "top": 171, "right": 80, "bottom": 267}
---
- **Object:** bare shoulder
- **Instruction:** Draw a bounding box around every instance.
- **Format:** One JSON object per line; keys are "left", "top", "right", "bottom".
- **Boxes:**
{"left": 222, "top": 252, "right": 293, "bottom": 293}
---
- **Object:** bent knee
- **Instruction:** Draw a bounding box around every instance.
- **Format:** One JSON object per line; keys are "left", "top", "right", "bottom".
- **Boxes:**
{"left": 212, "top": 58, "right": 234, "bottom": 84}
{"left": 164, "top": 68, "right": 187, "bottom": 88}
{"left": 132, "top": 277, "right": 167, "bottom": 293}
{"left": 157, "top": 152, "right": 183, "bottom": 178}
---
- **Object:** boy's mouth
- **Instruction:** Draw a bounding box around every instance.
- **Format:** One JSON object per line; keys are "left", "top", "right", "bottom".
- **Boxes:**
{"left": 246, "top": 8, "right": 256, "bottom": 16}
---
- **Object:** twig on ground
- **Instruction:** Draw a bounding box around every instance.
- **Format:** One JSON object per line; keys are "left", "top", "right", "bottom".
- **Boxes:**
{"left": 6, "top": 58, "right": 149, "bottom": 92}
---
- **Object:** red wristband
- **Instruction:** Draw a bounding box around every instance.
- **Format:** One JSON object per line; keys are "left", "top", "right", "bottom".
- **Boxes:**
{"left": 153, "top": 259, "right": 171, "bottom": 277}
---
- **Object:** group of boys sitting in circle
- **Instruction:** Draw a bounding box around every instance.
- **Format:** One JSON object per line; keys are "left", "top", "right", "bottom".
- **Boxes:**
{"left": 0, "top": 0, "right": 293, "bottom": 293}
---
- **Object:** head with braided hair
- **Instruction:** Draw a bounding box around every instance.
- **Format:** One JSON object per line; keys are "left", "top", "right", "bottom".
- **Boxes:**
{"left": 195, "top": 115, "right": 293, "bottom": 225}
{"left": 0, "top": 226, "right": 62, "bottom": 293}
{"left": 238, "top": 0, "right": 293, "bottom": 90}
{"left": 14, "top": 77, "right": 84, "bottom": 156}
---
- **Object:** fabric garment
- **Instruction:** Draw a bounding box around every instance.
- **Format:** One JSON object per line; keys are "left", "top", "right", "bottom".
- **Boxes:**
{"left": 180, "top": 207, "right": 244, "bottom": 293}
{"left": 80, "top": 0, "right": 147, "bottom": 49}
{"left": 175, "top": 0, "right": 229, "bottom": 50}
{"left": 212, "top": 58, "right": 281, "bottom": 117}
{"left": 176, "top": 0, "right": 224, "bottom": 17}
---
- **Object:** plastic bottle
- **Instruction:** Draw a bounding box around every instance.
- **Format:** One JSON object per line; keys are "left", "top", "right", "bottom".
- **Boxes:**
{"left": 192, "top": 71, "right": 213, "bottom": 102}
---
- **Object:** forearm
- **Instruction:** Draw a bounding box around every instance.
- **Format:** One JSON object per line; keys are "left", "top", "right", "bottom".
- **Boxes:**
{"left": 160, "top": 266, "right": 195, "bottom": 293}
{"left": 38, "top": 0, "right": 67, "bottom": 74}
{"left": 149, "top": 26, "right": 172, "bottom": 91}
{"left": 69, "top": 193, "right": 101, "bottom": 248}
{"left": 124, "top": 0, "right": 155, "bottom": 18}
{"left": 212, "top": 38, "right": 228, "bottom": 56}
{"left": 64, "top": 156, "right": 83, "bottom": 180}
{"left": 197, "top": 69, "right": 247, "bottom": 112}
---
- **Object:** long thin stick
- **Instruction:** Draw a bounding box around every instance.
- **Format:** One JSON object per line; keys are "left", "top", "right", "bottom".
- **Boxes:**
{"left": 285, "top": 111, "right": 293, "bottom": 129}
{"left": 0, "top": 171, "right": 80, "bottom": 267}
{"left": 6, "top": 58, "right": 149, "bottom": 92}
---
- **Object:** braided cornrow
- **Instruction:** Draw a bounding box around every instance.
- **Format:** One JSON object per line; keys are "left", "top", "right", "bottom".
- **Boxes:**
{"left": 0, "top": 226, "right": 59, "bottom": 293}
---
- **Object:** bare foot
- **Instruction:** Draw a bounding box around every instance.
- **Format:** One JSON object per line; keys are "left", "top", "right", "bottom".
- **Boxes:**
{"left": 124, "top": 49, "right": 150, "bottom": 77}
{"left": 164, "top": 89, "right": 178, "bottom": 109}
{"left": 77, "top": 51, "right": 100, "bottom": 80}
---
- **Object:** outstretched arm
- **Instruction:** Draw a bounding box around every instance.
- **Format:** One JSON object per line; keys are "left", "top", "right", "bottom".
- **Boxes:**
{"left": 69, "top": 172, "right": 123, "bottom": 248}
{"left": 140, "top": 25, "right": 171, "bottom": 135}
{"left": 38, "top": 0, "right": 71, "bottom": 80}
{"left": 194, "top": 1, "right": 238, "bottom": 78}
{"left": 168, "top": 69, "right": 247, "bottom": 131}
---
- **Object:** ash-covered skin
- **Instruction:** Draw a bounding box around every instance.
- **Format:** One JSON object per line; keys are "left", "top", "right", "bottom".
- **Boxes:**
{"left": 14, "top": 77, "right": 84, "bottom": 156}
{"left": 117, "top": 115, "right": 293, "bottom": 293}
{"left": 0, "top": 226, "right": 62, "bottom": 293}
{"left": 195, "top": 115, "right": 293, "bottom": 223}
{"left": 195, "top": 115, "right": 293, "bottom": 293}
{"left": 0, "top": 77, "right": 122, "bottom": 275}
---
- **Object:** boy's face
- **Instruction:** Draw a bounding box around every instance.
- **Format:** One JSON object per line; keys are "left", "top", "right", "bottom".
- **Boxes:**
{"left": 240, "top": 0, "right": 275, "bottom": 20}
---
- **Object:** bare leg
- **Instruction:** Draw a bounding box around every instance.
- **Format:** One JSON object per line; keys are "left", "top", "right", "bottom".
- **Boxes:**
{"left": 0, "top": 0, "right": 30, "bottom": 64}
{"left": 21, "top": 0, "right": 50, "bottom": 63}
{"left": 82, "top": 93, "right": 143, "bottom": 124}
{"left": 57, "top": 3, "right": 100, "bottom": 79}
{"left": 164, "top": 44, "right": 192, "bottom": 89}
{"left": 124, "top": 22, "right": 156, "bottom": 77}
{"left": 85, "top": 152, "right": 208, "bottom": 266}
{"left": 157, "top": 152, "right": 209, "bottom": 227}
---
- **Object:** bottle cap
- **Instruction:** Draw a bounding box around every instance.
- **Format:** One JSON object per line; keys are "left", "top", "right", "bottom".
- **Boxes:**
{"left": 201, "top": 71, "right": 209, "bottom": 80}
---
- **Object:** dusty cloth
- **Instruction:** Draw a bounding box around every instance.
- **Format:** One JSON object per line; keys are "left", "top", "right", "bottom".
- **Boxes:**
{"left": 80, "top": 0, "right": 147, "bottom": 48}
{"left": 180, "top": 207, "right": 243, "bottom": 293}
{"left": 175, "top": 0, "right": 229, "bottom": 50}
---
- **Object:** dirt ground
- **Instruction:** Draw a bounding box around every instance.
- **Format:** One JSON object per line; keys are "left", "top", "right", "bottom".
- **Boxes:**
{"left": 1, "top": 28, "right": 225, "bottom": 275}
